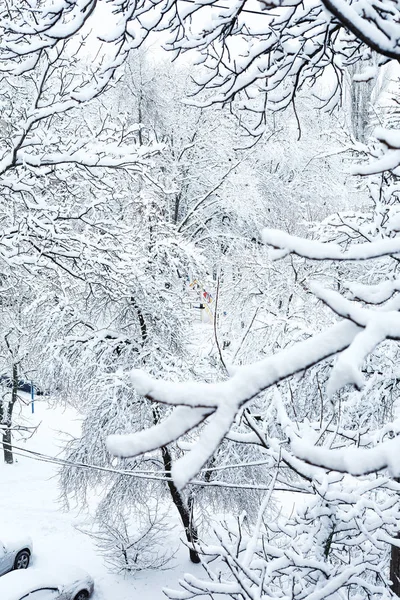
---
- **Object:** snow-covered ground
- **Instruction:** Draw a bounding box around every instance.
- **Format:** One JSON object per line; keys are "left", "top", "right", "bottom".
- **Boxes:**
{"left": 0, "top": 398, "right": 202, "bottom": 599}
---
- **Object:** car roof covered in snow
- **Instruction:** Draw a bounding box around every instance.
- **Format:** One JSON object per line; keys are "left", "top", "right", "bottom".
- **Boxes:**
{"left": 0, "top": 566, "right": 90, "bottom": 600}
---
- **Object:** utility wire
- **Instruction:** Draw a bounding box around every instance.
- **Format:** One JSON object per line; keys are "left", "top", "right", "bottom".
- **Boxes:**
{"left": 0, "top": 441, "right": 302, "bottom": 492}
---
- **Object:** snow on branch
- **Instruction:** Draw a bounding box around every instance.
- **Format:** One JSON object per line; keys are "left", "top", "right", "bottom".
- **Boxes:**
{"left": 1, "top": 0, "right": 399, "bottom": 116}
{"left": 374, "top": 128, "right": 400, "bottom": 149}
{"left": 107, "top": 321, "right": 359, "bottom": 489}
{"left": 262, "top": 230, "right": 400, "bottom": 395}
{"left": 354, "top": 150, "right": 400, "bottom": 175}
{"left": 352, "top": 128, "right": 400, "bottom": 175}
{"left": 344, "top": 279, "right": 400, "bottom": 304}
{"left": 291, "top": 436, "right": 400, "bottom": 476}
{"left": 17, "top": 146, "right": 160, "bottom": 170}
{"left": 310, "top": 282, "right": 400, "bottom": 395}
{"left": 262, "top": 228, "right": 400, "bottom": 260}
{"left": 107, "top": 406, "right": 212, "bottom": 460}
{"left": 107, "top": 232, "right": 400, "bottom": 488}
{"left": 321, "top": 0, "right": 400, "bottom": 60}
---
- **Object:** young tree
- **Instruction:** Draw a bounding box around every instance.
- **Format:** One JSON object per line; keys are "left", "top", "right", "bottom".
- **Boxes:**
{"left": 57, "top": 54, "right": 280, "bottom": 565}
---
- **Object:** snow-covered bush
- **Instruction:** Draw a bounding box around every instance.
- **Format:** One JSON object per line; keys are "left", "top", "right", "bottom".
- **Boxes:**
{"left": 81, "top": 503, "right": 176, "bottom": 575}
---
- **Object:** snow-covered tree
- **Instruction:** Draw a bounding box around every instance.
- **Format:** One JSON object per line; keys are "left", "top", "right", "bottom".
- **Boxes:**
{"left": 1, "top": 0, "right": 399, "bottom": 157}
{"left": 3, "top": 0, "right": 400, "bottom": 593}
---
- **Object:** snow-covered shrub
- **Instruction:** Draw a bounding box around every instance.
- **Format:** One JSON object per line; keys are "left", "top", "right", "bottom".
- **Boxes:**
{"left": 81, "top": 503, "right": 176, "bottom": 575}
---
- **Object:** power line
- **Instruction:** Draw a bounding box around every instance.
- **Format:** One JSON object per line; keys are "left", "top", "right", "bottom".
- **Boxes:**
{"left": 0, "top": 441, "right": 304, "bottom": 492}
{"left": 1, "top": 442, "right": 168, "bottom": 481}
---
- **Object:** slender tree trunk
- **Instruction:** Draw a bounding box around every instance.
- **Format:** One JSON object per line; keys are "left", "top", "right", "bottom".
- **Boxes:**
{"left": 391, "top": 477, "right": 400, "bottom": 596}
{"left": 129, "top": 113, "right": 200, "bottom": 561}
{"left": 160, "top": 444, "right": 200, "bottom": 563}
{"left": 173, "top": 192, "right": 182, "bottom": 225}
{"left": 391, "top": 539, "right": 400, "bottom": 597}
{"left": 133, "top": 292, "right": 200, "bottom": 564}
{"left": 151, "top": 407, "right": 200, "bottom": 563}
{"left": 3, "top": 364, "right": 17, "bottom": 464}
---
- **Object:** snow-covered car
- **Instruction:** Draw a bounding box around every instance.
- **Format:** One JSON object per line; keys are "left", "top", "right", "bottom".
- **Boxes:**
{"left": 0, "top": 534, "right": 32, "bottom": 575}
{"left": 0, "top": 566, "right": 94, "bottom": 600}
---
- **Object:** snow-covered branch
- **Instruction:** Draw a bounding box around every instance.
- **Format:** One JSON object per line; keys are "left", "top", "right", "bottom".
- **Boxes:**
{"left": 344, "top": 279, "right": 400, "bottom": 304}
{"left": 107, "top": 320, "right": 360, "bottom": 488}
{"left": 291, "top": 435, "right": 400, "bottom": 476}
{"left": 262, "top": 228, "right": 400, "bottom": 260}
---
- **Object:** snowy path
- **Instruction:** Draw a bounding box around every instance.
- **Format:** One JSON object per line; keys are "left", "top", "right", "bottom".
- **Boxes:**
{"left": 0, "top": 399, "right": 202, "bottom": 599}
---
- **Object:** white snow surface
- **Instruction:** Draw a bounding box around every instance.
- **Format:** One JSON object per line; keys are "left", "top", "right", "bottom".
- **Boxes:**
{"left": 0, "top": 399, "right": 202, "bottom": 599}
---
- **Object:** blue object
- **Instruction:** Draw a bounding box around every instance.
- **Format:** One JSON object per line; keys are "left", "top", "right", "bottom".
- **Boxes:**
{"left": 0, "top": 375, "right": 45, "bottom": 395}
{"left": 31, "top": 382, "right": 34, "bottom": 414}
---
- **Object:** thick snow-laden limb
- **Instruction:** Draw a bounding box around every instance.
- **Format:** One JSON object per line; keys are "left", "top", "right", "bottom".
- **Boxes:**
{"left": 345, "top": 279, "right": 400, "bottom": 304}
{"left": 262, "top": 228, "right": 400, "bottom": 260}
{"left": 106, "top": 406, "right": 212, "bottom": 458}
{"left": 352, "top": 128, "right": 400, "bottom": 175}
{"left": 354, "top": 149, "right": 400, "bottom": 175}
{"left": 374, "top": 127, "right": 400, "bottom": 149}
{"left": 311, "top": 282, "right": 400, "bottom": 395}
{"left": 310, "top": 282, "right": 400, "bottom": 325}
{"left": 107, "top": 321, "right": 360, "bottom": 489}
{"left": 171, "top": 403, "right": 240, "bottom": 490}
{"left": 129, "top": 322, "right": 359, "bottom": 409}
{"left": 326, "top": 324, "right": 385, "bottom": 395}
{"left": 310, "top": 282, "right": 368, "bottom": 326}
{"left": 291, "top": 436, "right": 400, "bottom": 476}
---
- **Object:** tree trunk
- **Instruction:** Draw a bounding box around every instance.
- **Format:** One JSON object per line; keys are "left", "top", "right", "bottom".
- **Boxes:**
{"left": 160, "top": 444, "right": 200, "bottom": 563}
{"left": 2, "top": 364, "right": 17, "bottom": 464}
{"left": 391, "top": 538, "right": 400, "bottom": 596}
{"left": 137, "top": 305, "right": 199, "bottom": 563}
{"left": 391, "top": 478, "right": 400, "bottom": 596}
